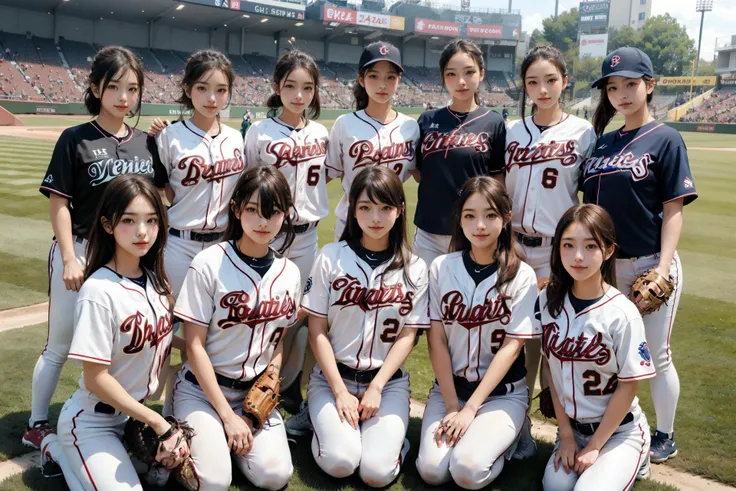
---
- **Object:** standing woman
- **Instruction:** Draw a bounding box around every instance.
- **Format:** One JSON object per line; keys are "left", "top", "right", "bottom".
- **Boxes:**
{"left": 325, "top": 42, "right": 419, "bottom": 241}
{"left": 504, "top": 45, "right": 597, "bottom": 456}
{"left": 26, "top": 46, "right": 167, "bottom": 448}
{"left": 583, "top": 47, "right": 697, "bottom": 463}
{"left": 413, "top": 39, "right": 507, "bottom": 268}
{"left": 301, "top": 166, "right": 429, "bottom": 487}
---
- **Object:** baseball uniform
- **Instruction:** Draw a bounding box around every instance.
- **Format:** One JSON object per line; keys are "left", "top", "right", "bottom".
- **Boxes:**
{"left": 155, "top": 120, "right": 245, "bottom": 297}
{"left": 57, "top": 267, "right": 173, "bottom": 491}
{"left": 582, "top": 121, "right": 697, "bottom": 435}
{"left": 537, "top": 288, "right": 655, "bottom": 491}
{"left": 31, "top": 121, "right": 165, "bottom": 430}
{"left": 171, "top": 241, "right": 301, "bottom": 491}
{"left": 301, "top": 241, "right": 429, "bottom": 487}
{"left": 413, "top": 107, "right": 506, "bottom": 267}
{"left": 325, "top": 110, "right": 419, "bottom": 241}
{"left": 415, "top": 252, "right": 539, "bottom": 488}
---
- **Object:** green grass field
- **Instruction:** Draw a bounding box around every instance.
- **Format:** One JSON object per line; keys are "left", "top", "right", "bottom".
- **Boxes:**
{"left": 0, "top": 123, "right": 733, "bottom": 490}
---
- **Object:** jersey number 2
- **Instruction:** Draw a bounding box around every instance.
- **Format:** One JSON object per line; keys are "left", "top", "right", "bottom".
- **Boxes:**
{"left": 380, "top": 319, "right": 400, "bottom": 343}
{"left": 307, "top": 165, "right": 321, "bottom": 186}
{"left": 582, "top": 370, "right": 618, "bottom": 396}
{"left": 542, "top": 168, "right": 558, "bottom": 189}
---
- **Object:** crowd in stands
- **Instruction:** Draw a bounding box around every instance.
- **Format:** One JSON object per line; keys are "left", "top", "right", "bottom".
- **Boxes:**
{"left": 679, "top": 89, "right": 736, "bottom": 123}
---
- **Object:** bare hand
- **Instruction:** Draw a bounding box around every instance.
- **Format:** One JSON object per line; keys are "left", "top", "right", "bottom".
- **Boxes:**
{"left": 335, "top": 390, "right": 360, "bottom": 429}
{"left": 147, "top": 118, "right": 170, "bottom": 137}
{"left": 358, "top": 384, "right": 382, "bottom": 421}
{"left": 222, "top": 412, "right": 253, "bottom": 457}
{"left": 554, "top": 434, "right": 579, "bottom": 474}
{"left": 62, "top": 259, "right": 84, "bottom": 292}
{"left": 437, "top": 406, "right": 476, "bottom": 447}
{"left": 573, "top": 445, "right": 599, "bottom": 474}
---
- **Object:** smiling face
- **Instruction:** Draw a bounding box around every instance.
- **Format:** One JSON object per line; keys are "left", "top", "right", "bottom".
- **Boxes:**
{"left": 95, "top": 68, "right": 140, "bottom": 119}
{"left": 360, "top": 61, "right": 401, "bottom": 105}
{"left": 354, "top": 189, "right": 400, "bottom": 244}
{"left": 155, "top": 432, "right": 190, "bottom": 470}
{"left": 560, "top": 221, "right": 613, "bottom": 283}
{"left": 105, "top": 195, "right": 159, "bottom": 260}
{"left": 605, "top": 76, "right": 654, "bottom": 117}
{"left": 460, "top": 192, "right": 504, "bottom": 250}
{"left": 442, "top": 51, "right": 485, "bottom": 105}
{"left": 234, "top": 195, "right": 285, "bottom": 247}
{"left": 524, "top": 58, "right": 567, "bottom": 111}
{"left": 187, "top": 68, "right": 230, "bottom": 118}
{"left": 276, "top": 67, "right": 315, "bottom": 118}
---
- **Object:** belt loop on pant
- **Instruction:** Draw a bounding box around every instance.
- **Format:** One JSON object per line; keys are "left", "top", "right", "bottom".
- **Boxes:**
{"left": 514, "top": 232, "right": 552, "bottom": 248}
{"left": 336, "top": 363, "right": 402, "bottom": 384}
{"left": 293, "top": 221, "right": 319, "bottom": 234}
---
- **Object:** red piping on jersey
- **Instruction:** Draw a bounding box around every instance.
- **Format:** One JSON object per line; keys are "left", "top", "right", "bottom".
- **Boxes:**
{"left": 68, "top": 353, "right": 111, "bottom": 364}
{"left": 173, "top": 310, "right": 208, "bottom": 327}
{"left": 560, "top": 305, "right": 577, "bottom": 420}
{"left": 623, "top": 423, "right": 647, "bottom": 491}
{"left": 665, "top": 257, "right": 680, "bottom": 361}
{"left": 463, "top": 329, "right": 472, "bottom": 379}
{"left": 365, "top": 306, "right": 380, "bottom": 370}
{"left": 71, "top": 409, "right": 99, "bottom": 491}
{"left": 475, "top": 325, "right": 483, "bottom": 380}
{"left": 663, "top": 192, "right": 697, "bottom": 204}
{"left": 251, "top": 259, "right": 288, "bottom": 371}
{"left": 352, "top": 263, "right": 371, "bottom": 370}
{"left": 40, "top": 186, "right": 73, "bottom": 199}
{"left": 519, "top": 169, "right": 534, "bottom": 234}
{"left": 618, "top": 370, "right": 656, "bottom": 381}
{"left": 120, "top": 283, "right": 145, "bottom": 298}
{"left": 301, "top": 305, "right": 327, "bottom": 318}
{"left": 574, "top": 293, "right": 622, "bottom": 318}
{"left": 42, "top": 241, "right": 57, "bottom": 354}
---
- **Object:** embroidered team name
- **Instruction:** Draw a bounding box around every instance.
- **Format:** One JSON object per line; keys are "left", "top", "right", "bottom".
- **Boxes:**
{"left": 179, "top": 149, "right": 245, "bottom": 187}
{"left": 349, "top": 140, "right": 415, "bottom": 169}
{"left": 440, "top": 290, "right": 510, "bottom": 329}
{"left": 505, "top": 140, "right": 577, "bottom": 170}
{"left": 542, "top": 322, "right": 611, "bottom": 365}
{"left": 583, "top": 152, "right": 652, "bottom": 181}
{"left": 88, "top": 157, "right": 154, "bottom": 186}
{"left": 332, "top": 275, "right": 414, "bottom": 315}
{"left": 121, "top": 311, "right": 173, "bottom": 354}
{"left": 218, "top": 290, "right": 296, "bottom": 329}
{"left": 421, "top": 131, "right": 489, "bottom": 154}
{"left": 267, "top": 141, "right": 327, "bottom": 168}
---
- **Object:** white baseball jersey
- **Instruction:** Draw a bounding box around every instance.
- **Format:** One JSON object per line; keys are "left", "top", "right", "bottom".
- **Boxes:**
{"left": 505, "top": 114, "right": 596, "bottom": 238}
{"left": 429, "top": 253, "right": 539, "bottom": 382}
{"left": 68, "top": 268, "right": 173, "bottom": 402}
{"left": 326, "top": 110, "right": 419, "bottom": 223}
{"left": 245, "top": 117, "right": 329, "bottom": 225}
{"left": 536, "top": 288, "right": 656, "bottom": 423}
{"left": 174, "top": 242, "right": 302, "bottom": 381}
{"left": 301, "top": 241, "right": 429, "bottom": 370}
{"left": 156, "top": 120, "right": 245, "bottom": 232}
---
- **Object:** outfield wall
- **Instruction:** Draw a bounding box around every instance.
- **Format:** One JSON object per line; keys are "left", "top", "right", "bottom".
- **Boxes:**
{"left": 665, "top": 122, "right": 736, "bottom": 134}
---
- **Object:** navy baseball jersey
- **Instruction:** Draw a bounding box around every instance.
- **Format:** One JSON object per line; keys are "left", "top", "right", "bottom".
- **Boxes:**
{"left": 582, "top": 122, "right": 697, "bottom": 258}
{"left": 40, "top": 121, "right": 167, "bottom": 239}
{"left": 414, "top": 107, "right": 506, "bottom": 235}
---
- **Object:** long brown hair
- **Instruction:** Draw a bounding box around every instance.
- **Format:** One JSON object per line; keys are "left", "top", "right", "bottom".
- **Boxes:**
{"left": 440, "top": 39, "right": 484, "bottom": 106}
{"left": 224, "top": 166, "right": 295, "bottom": 253}
{"left": 85, "top": 175, "right": 170, "bottom": 296}
{"left": 593, "top": 76, "right": 654, "bottom": 137}
{"left": 340, "top": 166, "right": 414, "bottom": 287}
{"left": 267, "top": 49, "right": 321, "bottom": 120}
{"left": 546, "top": 204, "right": 618, "bottom": 317}
{"left": 450, "top": 176, "right": 521, "bottom": 295}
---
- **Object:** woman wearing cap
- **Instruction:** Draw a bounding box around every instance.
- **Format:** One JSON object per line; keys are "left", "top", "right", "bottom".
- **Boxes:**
{"left": 582, "top": 47, "right": 698, "bottom": 464}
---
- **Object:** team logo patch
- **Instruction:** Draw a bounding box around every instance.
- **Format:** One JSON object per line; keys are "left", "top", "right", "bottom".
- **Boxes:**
{"left": 683, "top": 177, "right": 694, "bottom": 189}
{"left": 304, "top": 277, "right": 313, "bottom": 294}
{"left": 429, "top": 123, "right": 439, "bottom": 129}
{"left": 638, "top": 341, "right": 652, "bottom": 367}
{"left": 43, "top": 174, "right": 53, "bottom": 184}
{"left": 379, "top": 44, "right": 389, "bottom": 56}
{"left": 611, "top": 55, "right": 621, "bottom": 68}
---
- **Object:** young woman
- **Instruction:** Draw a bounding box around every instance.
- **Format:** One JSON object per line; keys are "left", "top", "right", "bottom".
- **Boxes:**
{"left": 244, "top": 50, "right": 328, "bottom": 411}
{"left": 325, "top": 41, "right": 419, "bottom": 242}
{"left": 171, "top": 167, "right": 300, "bottom": 491}
{"left": 415, "top": 177, "right": 539, "bottom": 489}
{"left": 28, "top": 46, "right": 167, "bottom": 448}
{"left": 413, "top": 40, "right": 507, "bottom": 268}
{"left": 583, "top": 47, "right": 697, "bottom": 463}
{"left": 504, "top": 45, "right": 597, "bottom": 457}
{"left": 300, "top": 166, "right": 429, "bottom": 487}
{"left": 538, "top": 204, "right": 654, "bottom": 490}
{"left": 57, "top": 175, "right": 188, "bottom": 491}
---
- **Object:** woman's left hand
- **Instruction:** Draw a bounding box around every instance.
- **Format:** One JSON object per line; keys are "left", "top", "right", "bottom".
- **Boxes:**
{"left": 441, "top": 406, "right": 476, "bottom": 447}
{"left": 358, "top": 384, "right": 382, "bottom": 421}
{"left": 573, "top": 445, "right": 600, "bottom": 474}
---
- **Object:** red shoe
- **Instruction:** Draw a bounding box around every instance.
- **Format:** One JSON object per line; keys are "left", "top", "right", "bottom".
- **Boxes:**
{"left": 22, "top": 421, "right": 56, "bottom": 449}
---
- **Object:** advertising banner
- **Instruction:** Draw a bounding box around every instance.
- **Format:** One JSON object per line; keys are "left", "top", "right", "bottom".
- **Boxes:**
{"left": 579, "top": 1, "right": 610, "bottom": 30}
{"left": 356, "top": 11, "right": 405, "bottom": 30}
{"left": 579, "top": 33, "right": 608, "bottom": 59}
{"left": 414, "top": 18, "right": 460, "bottom": 36}
{"left": 659, "top": 76, "right": 716, "bottom": 86}
{"left": 467, "top": 24, "right": 503, "bottom": 39}
{"left": 181, "top": 0, "right": 305, "bottom": 20}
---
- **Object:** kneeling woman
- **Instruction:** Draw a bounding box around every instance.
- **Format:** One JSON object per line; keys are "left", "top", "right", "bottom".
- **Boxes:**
{"left": 172, "top": 167, "right": 301, "bottom": 491}
{"left": 539, "top": 204, "right": 654, "bottom": 491}
{"left": 301, "top": 166, "right": 429, "bottom": 487}
{"left": 416, "top": 176, "right": 539, "bottom": 490}
{"left": 58, "top": 175, "right": 188, "bottom": 491}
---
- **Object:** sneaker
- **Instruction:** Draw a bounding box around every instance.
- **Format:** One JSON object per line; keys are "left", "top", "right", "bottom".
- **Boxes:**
{"left": 650, "top": 431, "right": 678, "bottom": 463}
{"left": 285, "top": 401, "right": 312, "bottom": 437}
{"left": 22, "top": 421, "right": 55, "bottom": 449}
{"left": 399, "top": 438, "right": 410, "bottom": 467}
{"left": 511, "top": 416, "right": 537, "bottom": 460}
{"left": 40, "top": 436, "right": 63, "bottom": 478}
{"left": 636, "top": 457, "right": 651, "bottom": 480}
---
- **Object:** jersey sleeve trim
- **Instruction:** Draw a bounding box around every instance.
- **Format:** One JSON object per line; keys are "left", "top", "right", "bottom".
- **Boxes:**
{"left": 405, "top": 322, "right": 430, "bottom": 328}
{"left": 506, "top": 332, "right": 542, "bottom": 339}
{"left": 39, "top": 186, "right": 72, "bottom": 199}
{"left": 173, "top": 311, "right": 209, "bottom": 327}
{"left": 663, "top": 192, "right": 698, "bottom": 205}
{"left": 301, "top": 305, "right": 327, "bottom": 318}
{"left": 618, "top": 371, "right": 656, "bottom": 381}
{"left": 67, "top": 353, "right": 111, "bottom": 364}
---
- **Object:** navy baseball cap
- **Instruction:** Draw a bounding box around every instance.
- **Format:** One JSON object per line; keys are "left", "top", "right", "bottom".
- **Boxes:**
{"left": 359, "top": 42, "right": 403, "bottom": 72}
{"left": 591, "top": 47, "right": 654, "bottom": 89}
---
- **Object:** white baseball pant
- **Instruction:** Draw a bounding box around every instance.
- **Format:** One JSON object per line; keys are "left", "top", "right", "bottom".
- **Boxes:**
{"left": 415, "top": 381, "right": 528, "bottom": 489}
{"left": 29, "top": 238, "right": 87, "bottom": 427}
{"left": 41, "top": 434, "right": 85, "bottom": 491}
{"left": 411, "top": 228, "right": 452, "bottom": 268}
{"left": 616, "top": 252, "right": 683, "bottom": 435}
{"left": 172, "top": 371, "right": 293, "bottom": 491}
{"left": 333, "top": 216, "right": 347, "bottom": 243}
{"left": 308, "top": 368, "right": 410, "bottom": 487}
{"left": 542, "top": 413, "right": 651, "bottom": 491}
{"left": 164, "top": 233, "right": 219, "bottom": 298}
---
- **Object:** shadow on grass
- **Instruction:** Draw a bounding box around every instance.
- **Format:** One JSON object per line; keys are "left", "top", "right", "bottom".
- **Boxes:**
{"left": 0, "top": 403, "right": 66, "bottom": 462}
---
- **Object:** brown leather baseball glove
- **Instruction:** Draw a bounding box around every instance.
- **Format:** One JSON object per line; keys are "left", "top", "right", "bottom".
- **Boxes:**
{"left": 535, "top": 387, "right": 556, "bottom": 420}
{"left": 630, "top": 267, "right": 675, "bottom": 315}
{"left": 243, "top": 364, "right": 281, "bottom": 430}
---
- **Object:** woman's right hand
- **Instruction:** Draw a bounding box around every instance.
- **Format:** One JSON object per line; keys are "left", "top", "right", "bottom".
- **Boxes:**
{"left": 222, "top": 411, "right": 253, "bottom": 457}
{"left": 335, "top": 389, "right": 360, "bottom": 430}
{"left": 147, "top": 118, "right": 170, "bottom": 137}
{"left": 554, "top": 432, "right": 579, "bottom": 474}
{"left": 62, "top": 258, "right": 85, "bottom": 292}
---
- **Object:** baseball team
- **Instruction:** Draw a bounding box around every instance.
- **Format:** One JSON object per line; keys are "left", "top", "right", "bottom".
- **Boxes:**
{"left": 22, "top": 35, "right": 696, "bottom": 491}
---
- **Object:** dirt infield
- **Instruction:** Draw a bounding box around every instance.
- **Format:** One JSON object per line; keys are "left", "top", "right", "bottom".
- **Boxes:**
{"left": 0, "top": 126, "right": 65, "bottom": 141}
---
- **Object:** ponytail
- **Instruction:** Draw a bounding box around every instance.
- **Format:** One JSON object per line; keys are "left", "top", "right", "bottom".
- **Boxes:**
{"left": 353, "top": 71, "right": 369, "bottom": 111}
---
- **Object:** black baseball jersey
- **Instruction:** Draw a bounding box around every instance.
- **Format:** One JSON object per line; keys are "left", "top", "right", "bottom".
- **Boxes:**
{"left": 414, "top": 107, "right": 506, "bottom": 235}
{"left": 581, "top": 122, "right": 698, "bottom": 258}
{"left": 40, "top": 121, "right": 167, "bottom": 239}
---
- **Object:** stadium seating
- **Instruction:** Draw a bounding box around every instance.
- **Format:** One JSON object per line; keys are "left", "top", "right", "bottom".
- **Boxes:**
{"left": 678, "top": 89, "right": 736, "bottom": 123}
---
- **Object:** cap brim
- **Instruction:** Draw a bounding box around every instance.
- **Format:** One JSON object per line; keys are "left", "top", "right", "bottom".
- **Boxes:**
{"left": 362, "top": 58, "right": 403, "bottom": 72}
{"left": 591, "top": 71, "right": 646, "bottom": 89}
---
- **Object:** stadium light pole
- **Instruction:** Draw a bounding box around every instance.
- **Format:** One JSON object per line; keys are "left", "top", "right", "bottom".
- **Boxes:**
{"left": 555, "top": 0, "right": 559, "bottom": 18}
{"left": 695, "top": 0, "right": 713, "bottom": 75}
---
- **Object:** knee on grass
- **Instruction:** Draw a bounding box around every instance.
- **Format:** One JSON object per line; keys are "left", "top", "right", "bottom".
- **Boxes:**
{"left": 358, "top": 455, "right": 400, "bottom": 488}
{"left": 248, "top": 461, "right": 293, "bottom": 490}
{"left": 316, "top": 448, "right": 361, "bottom": 479}
{"left": 415, "top": 455, "right": 451, "bottom": 486}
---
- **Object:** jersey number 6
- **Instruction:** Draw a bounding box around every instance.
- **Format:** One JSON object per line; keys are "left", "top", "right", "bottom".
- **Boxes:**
{"left": 542, "top": 168, "right": 558, "bottom": 189}
{"left": 307, "top": 165, "right": 321, "bottom": 186}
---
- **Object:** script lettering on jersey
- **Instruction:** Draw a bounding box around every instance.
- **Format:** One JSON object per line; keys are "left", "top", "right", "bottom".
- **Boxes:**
{"left": 179, "top": 149, "right": 245, "bottom": 187}
{"left": 542, "top": 322, "right": 611, "bottom": 365}
{"left": 421, "top": 131, "right": 489, "bottom": 155}
{"left": 267, "top": 140, "right": 327, "bottom": 168}
{"left": 505, "top": 140, "right": 577, "bottom": 170}
{"left": 332, "top": 274, "right": 414, "bottom": 315}
{"left": 88, "top": 157, "right": 154, "bottom": 187}
{"left": 582, "top": 152, "right": 653, "bottom": 181}
{"left": 120, "top": 311, "right": 173, "bottom": 354}
{"left": 348, "top": 140, "right": 415, "bottom": 170}
{"left": 440, "top": 290, "right": 511, "bottom": 329}
{"left": 218, "top": 290, "right": 296, "bottom": 329}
